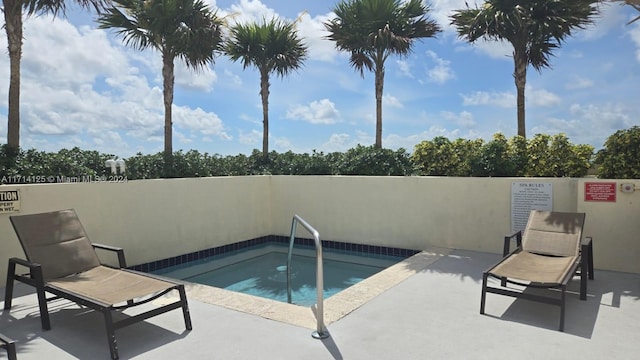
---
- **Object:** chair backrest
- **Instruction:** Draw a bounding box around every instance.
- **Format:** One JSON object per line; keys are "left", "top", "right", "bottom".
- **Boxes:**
{"left": 10, "top": 209, "right": 101, "bottom": 280}
{"left": 522, "top": 210, "right": 585, "bottom": 257}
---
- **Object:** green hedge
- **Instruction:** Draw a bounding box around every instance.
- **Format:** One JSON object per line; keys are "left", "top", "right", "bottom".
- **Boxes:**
{"left": 595, "top": 126, "right": 640, "bottom": 179}
{"left": 2, "top": 128, "right": 639, "bottom": 182}
{"left": 412, "top": 133, "right": 594, "bottom": 177}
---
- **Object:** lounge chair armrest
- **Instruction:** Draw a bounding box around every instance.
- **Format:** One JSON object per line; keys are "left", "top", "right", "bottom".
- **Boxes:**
{"left": 8, "top": 257, "right": 42, "bottom": 272}
{"left": 7, "top": 257, "right": 46, "bottom": 288}
{"left": 580, "top": 236, "right": 593, "bottom": 257}
{"left": 92, "top": 243, "right": 127, "bottom": 268}
{"left": 503, "top": 230, "right": 523, "bottom": 257}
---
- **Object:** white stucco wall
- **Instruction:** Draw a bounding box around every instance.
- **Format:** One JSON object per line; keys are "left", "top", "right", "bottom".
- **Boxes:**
{"left": 0, "top": 176, "right": 638, "bottom": 287}
{"left": 577, "top": 179, "right": 640, "bottom": 274}
{"left": 0, "top": 176, "right": 271, "bottom": 285}
{"left": 270, "top": 176, "right": 579, "bottom": 252}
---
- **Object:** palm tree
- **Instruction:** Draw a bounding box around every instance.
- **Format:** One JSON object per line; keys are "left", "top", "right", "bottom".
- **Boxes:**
{"left": 451, "top": 1, "right": 599, "bottom": 138}
{"left": 225, "top": 17, "right": 308, "bottom": 158}
{"left": 98, "top": 0, "right": 223, "bottom": 176}
{"left": 324, "top": 0, "right": 441, "bottom": 148}
{"left": 2, "top": 0, "right": 107, "bottom": 158}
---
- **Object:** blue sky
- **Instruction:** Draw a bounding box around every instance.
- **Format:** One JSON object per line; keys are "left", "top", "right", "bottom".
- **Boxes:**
{"left": 1, "top": 0, "right": 639, "bottom": 157}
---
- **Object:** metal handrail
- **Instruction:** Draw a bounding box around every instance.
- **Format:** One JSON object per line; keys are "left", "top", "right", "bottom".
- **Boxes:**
{"left": 287, "top": 214, "right": 329, "bottom": 339}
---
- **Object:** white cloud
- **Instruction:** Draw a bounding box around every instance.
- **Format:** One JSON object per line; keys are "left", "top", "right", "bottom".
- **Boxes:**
{"left": 430, "top": 0, "right": 469, "bottom": 34}
{"left": 323, "top": 133, "right": 352, "bottom": 151}
{"left": 383, "top": 94, "right": 404, "bottom": 109}
{"left": 565, "top": 76, "right": 594, "bottom": 90}
{"left": 528, "top": 88, "right": 562, "bottom": 107}
{"left": 579, "top": 2, "right": 628, "bottom": 41}
{"left": 461, "top": 91, "right": 515, "bottom": 108}
{"left": 425, "top": 50, "right": 455, "bottom": 84}
{"left": 236, "top": 128, "right": 294, "bottom": 152}
{"left": 441, "top": 110, "right": 475, "bottom": 128}
{"left": 0, "top": 14, "right": 229, "bottom": 156}
{"left": 286, "top": 99, "right": 340, "bottom": 124}
{"left": 354, "top": 130, "right": 374, "bottom": 146}
{"left": 224, "top": 69, "right": 243, "bottom": 86}
{"left": 226, "top": 0, "right": 278, "bottom": 24}
{"left": 21, "top": 20, "right": 128, "bottom": 87}
{"left": 383, "top": 125, "right": 475, "bottom": 151}
{"left": 297, "top": 12, "right": 338, "bottom": 62}
{"left": 454, "top": 39, "right": 513, "bottom": 60}
{"left": 238, "top": 129, "right": 262, "bottom": 145}
{"left": 461, "top": 87, "right": 560, "bottom": 108}
{"left": 173, "top": 106, "right": 230, "bottom": 139}
{"left": 173, "top": 63, "right": 218, "bottom": 92}
{"left": 630, "top": 23, "right": 640, "bottom": 62}
{"left": 531, "top": 102, "right": 635, "bottom": 148}
{"left": 396, "top": 60, "right": 414, "bottom": 78}
{"left": 88, "top": 129, "right": 128, "bottom": 151}
{"left": 272, "top": 136, "right": 295, "bottom": 152}
{"left": 569, "top": 103, "right": 632, "bottom": 129}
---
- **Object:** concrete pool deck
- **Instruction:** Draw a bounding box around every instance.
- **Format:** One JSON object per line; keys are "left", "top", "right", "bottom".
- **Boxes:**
{"left": 1, "top": 248, "right": 639, "bottom": 359}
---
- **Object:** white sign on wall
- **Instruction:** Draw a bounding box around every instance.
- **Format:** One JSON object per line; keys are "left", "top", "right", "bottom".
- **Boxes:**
{"left": 511, "top": 182, "right": 552, "bottom": 233}
{"left": 0, "top": 190, "right": 20, "bottom": 214}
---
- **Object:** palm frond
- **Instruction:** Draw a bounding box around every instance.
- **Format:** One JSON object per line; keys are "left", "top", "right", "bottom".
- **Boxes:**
{"left": 350, "top": 50, "right": 375, "bottom": 77}
{"left": 450, "top": 0, "right": 599, "bottom": 71}
{"left": 98, "top": 0, "right": 223, "bottom": 69}
{"left": 324, "top": 0, "right": 441, "bottom": 75}
{"left": 225, "top": 17, "right": 308, "bottom": 78}
{"left": 24, "top": 0, "right": 109, "bottom": 17}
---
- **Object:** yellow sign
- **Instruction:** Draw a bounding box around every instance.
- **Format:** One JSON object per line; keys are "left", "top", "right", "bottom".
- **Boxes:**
{"left": 0, "top": 190, "right": 20, "bottom": 213}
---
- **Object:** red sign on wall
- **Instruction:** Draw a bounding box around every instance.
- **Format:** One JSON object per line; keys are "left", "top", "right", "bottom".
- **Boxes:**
{"left": 585, "top": 182, "right": 616, "bottom": 202}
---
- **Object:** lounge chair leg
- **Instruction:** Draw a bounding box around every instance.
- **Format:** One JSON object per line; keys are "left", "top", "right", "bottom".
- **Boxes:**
{"left": 4, "top": 261, "right": 16, "bottom": 310}
{"left": 580, "top": 257, "right": 588, "bottom": 301}
{"left": 588, "top": 241, "right": 595, "bottom": 280}
{"left": 480, "top": 273, "right": 488, "bottom": 314}
{"left": 7, "top": 341, "right": 17, "bottom": 360}
{"left": 35, "top": 286, "right": 51, "bottom": 330}
{"left": 1, "top": 339, "right": 17, "bottom": 360}
{"left": 1, "top": 332, "right": 17, "bottom": 360}
{"left": 103, "top": 311, "right": 119, "bottom": 360}
{"left": 31, "top": 267, "right": 52, "bottom": 331}
{"left": 559, "top": 287, "right": 566, "bottom": 332}
{"left": 178, "top": 285, "right": 193, "bottom": 330}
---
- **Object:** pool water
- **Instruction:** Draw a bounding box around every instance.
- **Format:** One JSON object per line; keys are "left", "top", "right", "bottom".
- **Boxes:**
{"left": 152, "top": 244, "right": 404, "bottom": 306}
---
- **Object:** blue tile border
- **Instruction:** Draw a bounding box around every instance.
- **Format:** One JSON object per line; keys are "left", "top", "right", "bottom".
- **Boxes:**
{"left": 130, "top": 236, "right": 420, "bottom": 273}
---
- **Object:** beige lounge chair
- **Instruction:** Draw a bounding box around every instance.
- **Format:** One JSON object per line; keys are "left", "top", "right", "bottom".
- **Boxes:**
{"left": 4, "top": 209, "right": 192, "bottom": 359}
{"left": 480, "top": 210, "right": 594, "bottom": 331}
{"left": 0, "top": 332, "right": 17, "bottom": 360}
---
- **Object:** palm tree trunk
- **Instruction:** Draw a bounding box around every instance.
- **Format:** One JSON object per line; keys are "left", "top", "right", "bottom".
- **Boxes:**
{"left": 162, "top": 51, "right": 175, "bottom": 177}
{"left": 374, "top": 62, "right": 385, "bottom": 149}
{"left": 513, "top": 46, "right": 527, "bottom": 138}
{"left": 260, "top": 68, "right": 270, "bottom": 157}
{"left": 4, "top": 0, "right": 23, "bottom": 156}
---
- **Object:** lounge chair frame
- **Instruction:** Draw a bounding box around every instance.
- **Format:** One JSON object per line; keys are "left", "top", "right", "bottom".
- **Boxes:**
{"left": 0, "top": 332, "right": 17, "bottom": 360}
{"left": 480, "top": 212, "right": 594, "bottom": 331}
{"left": 4, "top": 210, "right": 192, "bottom": 360}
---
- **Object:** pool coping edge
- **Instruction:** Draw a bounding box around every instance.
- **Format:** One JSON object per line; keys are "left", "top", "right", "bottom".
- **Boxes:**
{"left": 166, "top": 247, "right": 452, "bottom": 330}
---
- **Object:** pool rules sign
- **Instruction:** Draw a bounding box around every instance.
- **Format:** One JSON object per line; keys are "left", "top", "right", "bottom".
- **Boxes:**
{"left": 0, "top": 190, "right": 20, "bottom": 213}
{"left": 511, "top": 182, "right": 553, "bottom": 233}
